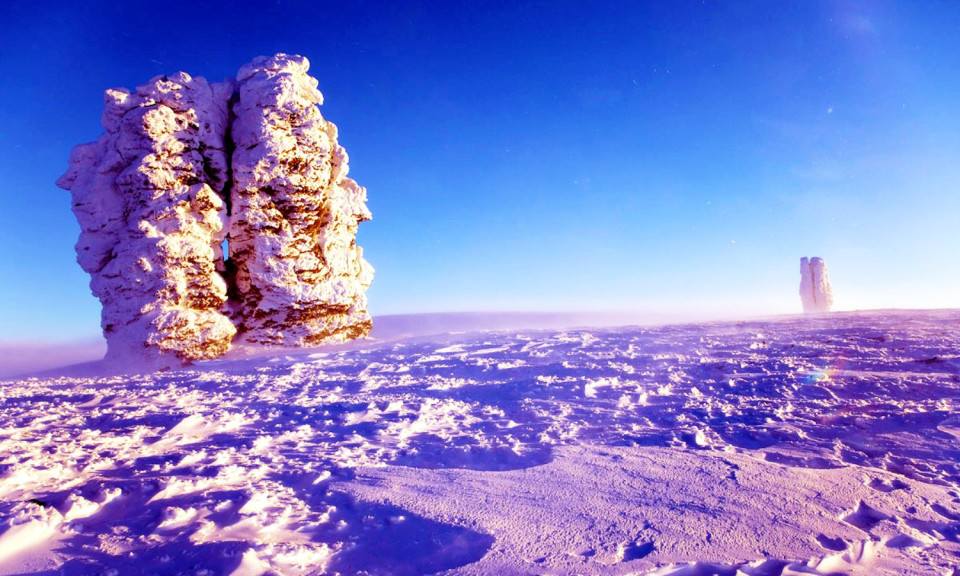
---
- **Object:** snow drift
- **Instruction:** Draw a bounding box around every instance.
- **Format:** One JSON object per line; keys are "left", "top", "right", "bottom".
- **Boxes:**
{"left": 57, "top": 54, "right": 373, "bottom": 366}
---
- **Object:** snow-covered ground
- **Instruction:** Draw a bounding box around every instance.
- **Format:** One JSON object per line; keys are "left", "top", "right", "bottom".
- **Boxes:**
{"left": 0, "top": 310, "right": 958, "bottom": 575}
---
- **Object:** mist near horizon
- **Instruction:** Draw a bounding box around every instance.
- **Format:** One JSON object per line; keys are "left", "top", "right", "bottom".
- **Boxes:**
{"left": 0, "top": 310, "right": 762, "bottom": 378}
{"left": 5, "top": 306, "right": 955, "bottom": 379}
{"left": 0, "top": 339, "right": 106, "bottom": 379}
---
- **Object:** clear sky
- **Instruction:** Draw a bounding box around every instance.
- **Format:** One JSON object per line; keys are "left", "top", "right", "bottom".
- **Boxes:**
{"left": 1, "top": 0, "right": 958, "bottom": 341}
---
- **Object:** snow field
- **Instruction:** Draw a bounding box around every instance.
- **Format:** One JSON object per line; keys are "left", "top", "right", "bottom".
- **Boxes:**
{"left": 0, "top": 309, "right": 958, "bottom": 574}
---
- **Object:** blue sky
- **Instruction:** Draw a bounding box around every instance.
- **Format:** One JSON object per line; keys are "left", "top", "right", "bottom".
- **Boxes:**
{"left": 1, "top": 0, "right": 958, "bottom": 341}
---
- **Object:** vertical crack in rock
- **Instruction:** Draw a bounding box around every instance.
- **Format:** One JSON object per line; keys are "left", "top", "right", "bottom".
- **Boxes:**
{"left": 221, "top": 89, "right": 241, "bottom": 318}
{"left": 799, "top": 257, "right": 834, "bottom": 313}
{"left": 59, "top": 53, "right": 374, "bottom": 364}
{"left": 229, "top": 54, "right": 374, "bottom": 346}
{"left": 57, "top": 73, "right": 237, "bottom": 365}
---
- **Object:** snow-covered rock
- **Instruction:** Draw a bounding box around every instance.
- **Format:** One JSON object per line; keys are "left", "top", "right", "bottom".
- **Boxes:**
{"left": 799, "top": 257, "right": 833, "bottom": 313}
{"left": 57, "top": 54, "right": 374, "bottom": 363}
{"left": 229, "top": 54, "right": 374, "bottom": 346}
{"left": 57, "top": 73, "right": 236, "bottom": 366}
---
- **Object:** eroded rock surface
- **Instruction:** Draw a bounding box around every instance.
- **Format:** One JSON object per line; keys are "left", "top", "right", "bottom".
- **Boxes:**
{"left": 229, "top": 54, "right": 373, "bottom": 346}
{"left": 57, "top": 73, "right": 236, "bottom": 365}
{"left": 799, "top": 256, "right": 833, "bottom": 313}
{"left": 57, "top": 54, "right": 373, "bottom": 364}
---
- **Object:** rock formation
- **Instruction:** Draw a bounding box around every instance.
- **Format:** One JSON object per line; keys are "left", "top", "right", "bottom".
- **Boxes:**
{"left": 57, "top": 73, "right": 236, "bottom": 365}
{"left": 799, "top": 257, "right": 833, "bottom": 313}
{"left": 229, "top": 54, "right": 373, "bottom": 346}
{"left": 57, "top": 54, "right": 373, "bottom": 365}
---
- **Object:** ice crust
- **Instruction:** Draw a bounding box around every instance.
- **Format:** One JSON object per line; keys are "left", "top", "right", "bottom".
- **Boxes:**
{"left": 57, "top": 54, "right": 372, "bottom": 365}
{"left": 800, "top": 256, "right": 833, "bottom": 313}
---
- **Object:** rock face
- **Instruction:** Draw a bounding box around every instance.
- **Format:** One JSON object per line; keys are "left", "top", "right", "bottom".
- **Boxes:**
{"left": 799, "top": 257, "right": 833, "bottom": 313}
{"left": 229, "top": 54, "right": 373, "bottom": 346}
{"left": 57, "top": 73, "right": 236, "bottom": 365}
{"left": 57, "top": 54, "right": 373, "bottom": 364}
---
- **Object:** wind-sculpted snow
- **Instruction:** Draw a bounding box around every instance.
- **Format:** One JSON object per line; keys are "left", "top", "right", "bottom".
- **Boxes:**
{"left": 57, "top": 53, "right": 373, "bottom": 365}
{"left": 800, "top": 257, "right": 834, "bottom": 313}
{"left": 55, "top": 73, "right": 236, "bottom": 366}
{"left": 0, "top": 310, "right": 958, "bottom": 574}
{"left": 230, "top": 54, "right": 373, "bottom": 346}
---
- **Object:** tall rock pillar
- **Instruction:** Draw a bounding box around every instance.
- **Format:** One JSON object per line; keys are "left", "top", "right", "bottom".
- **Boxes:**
{"left": 57, "top": 73, "right": 236, "bottom": 365}
{"left": 799, "top": 256, "right": 833, "bottom": 313}
{"left": 229, "top": 54, "right": 374, "bottom": 345}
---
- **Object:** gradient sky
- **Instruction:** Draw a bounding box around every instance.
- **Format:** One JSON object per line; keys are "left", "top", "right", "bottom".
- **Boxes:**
{"left": 1, "top": 0, "right": 958, "bottom": 341}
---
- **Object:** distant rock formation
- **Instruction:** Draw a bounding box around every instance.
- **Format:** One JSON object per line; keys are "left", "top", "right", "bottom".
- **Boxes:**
{"left": 799, "top": 257, "right": 833, "bottom": 313}
{"left": 57, "top": 54, "right": 373, "bottom": 366}
{"left": 229, "top": 55, "right": 373, "bottom": 346}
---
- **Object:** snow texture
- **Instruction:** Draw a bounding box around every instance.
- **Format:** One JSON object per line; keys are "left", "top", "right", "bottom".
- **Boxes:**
{"left": 800, "top": 256, "right": 834, "bottom": 313}
{"left": 230, "top": 54, "right": 374, "bottom": 346}
{"left": 56, "top": 54, "right": 373, "bottom": 364}
{"left": 1, "top": 310, "right": 958, "bottom": 575}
